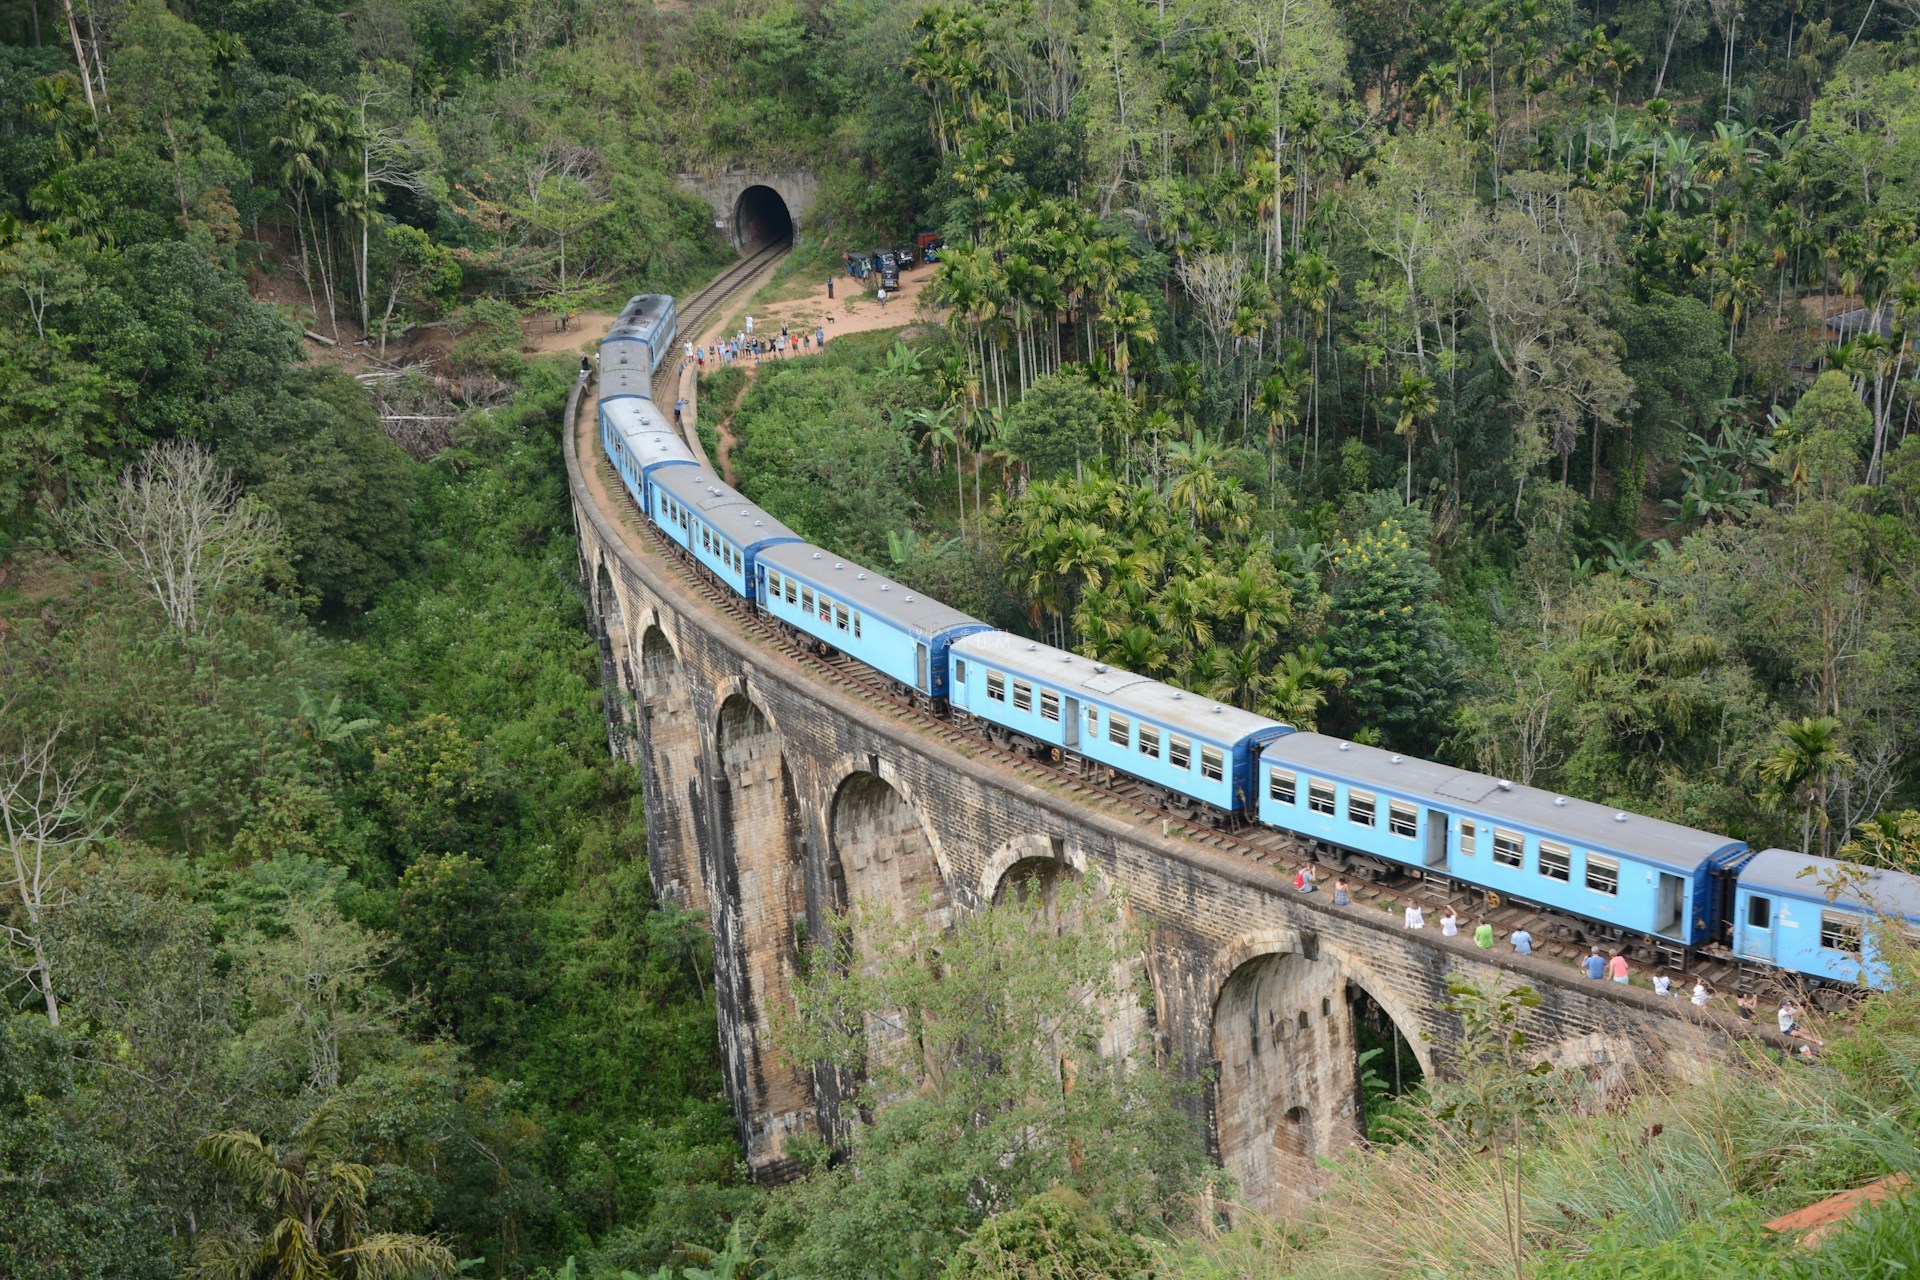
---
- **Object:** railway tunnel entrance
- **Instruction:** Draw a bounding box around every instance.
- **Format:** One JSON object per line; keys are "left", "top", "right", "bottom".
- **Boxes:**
{"left": 733, "top": 185, "right": 793, "bottom": 251}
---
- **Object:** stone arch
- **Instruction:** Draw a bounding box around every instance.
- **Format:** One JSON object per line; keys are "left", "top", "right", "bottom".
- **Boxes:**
{"left": 732, "top": 184, "right": 794, "bottom": 250}
{"left": 593, "top": 559, "right": 635, "bottom": 755}
{"left": 1210, "top": 939, "right": 1365, "bottom": 1216}
{"left": 827, "top": 771, "right": 949, "bottom": 936}
{"left": 636, "top": 622, "right": 707, "bottom": 916}
{"left": 711, "top": 691, "right": 812, "bottom": 1174}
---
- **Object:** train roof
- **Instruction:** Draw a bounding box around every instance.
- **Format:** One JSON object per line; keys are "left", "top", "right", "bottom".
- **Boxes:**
{"left": 759, "top": 544, "right": 988, "bottom": 640}
{"left": 1741, "top": 849, "right": 1920, "bottom": 920}
{"left": 1260, "top": 733, "right": 1744, "bottom": 872}
{"left": 606, "top": 400, "right": 697, "bottom": 472}
{"left": 951, "top": 631, "right": 1290, "bottom": 747}
{"left": 652, "top": 467, "right": 801, "bottom": 549}
{"left": 608, "top": 294, "right": 673, "bottom": 342}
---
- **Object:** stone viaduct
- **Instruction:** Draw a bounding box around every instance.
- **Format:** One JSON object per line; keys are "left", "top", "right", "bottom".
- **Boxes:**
{"left": 563, "top": 382, "right": 1748, "bottom": 1214}
{"left": 677, "top": 168, "right": 819, "bottom": 251}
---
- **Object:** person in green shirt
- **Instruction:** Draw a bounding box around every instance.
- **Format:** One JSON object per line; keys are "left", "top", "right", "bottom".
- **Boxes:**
{"left": 1474, "top": 920, "right": 1496, "bottom": 949}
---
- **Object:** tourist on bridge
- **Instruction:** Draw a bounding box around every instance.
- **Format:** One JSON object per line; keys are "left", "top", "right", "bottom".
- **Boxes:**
{"left": 1509, "top": 927, "right": 1533, "bottom": 955}
{"left": 1608, "top": 951, "right": 1630, "bottom": 984}
{"left": 1403, "top": 903, "right": 1425, "bottom": 930}
{"left": 1583, "top": 948, "right": 1606, "bottom": 979}
{"left": 1440, "top": 905, "right": 1459, "bottom": 937}
{"left": 1473, "top": 919, "right": 1495, "bottom": 949}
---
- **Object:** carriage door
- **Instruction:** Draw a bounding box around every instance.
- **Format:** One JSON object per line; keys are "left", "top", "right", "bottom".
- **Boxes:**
{"left": 1655, "top": 873, "right": 1685, "bottom": 938}
{"left": 1424, "top": 812, "right": 1449, "bottom": 869}
{"left": 915, "top": 644, "right": 930, "bottom": 693}
{"left": 1739, "top": 893, "right": 1775, "bottom": 961}
{"left": 1063, "top": 698, "right": 1080, "bottom": 749}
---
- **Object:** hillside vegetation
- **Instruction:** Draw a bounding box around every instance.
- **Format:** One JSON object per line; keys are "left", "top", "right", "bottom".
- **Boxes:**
{"left": 4, "top": 0, "right": 1920, "bottom": 1275}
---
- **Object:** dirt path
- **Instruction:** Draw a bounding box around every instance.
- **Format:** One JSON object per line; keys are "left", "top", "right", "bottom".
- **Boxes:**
{"left": 679, "top": 262, "right": 941, "bottom": 482}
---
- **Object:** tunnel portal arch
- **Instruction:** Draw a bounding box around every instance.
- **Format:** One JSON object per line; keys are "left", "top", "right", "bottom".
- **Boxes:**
{"left": 733, "top": 185, "right": 794, "bottom": 250}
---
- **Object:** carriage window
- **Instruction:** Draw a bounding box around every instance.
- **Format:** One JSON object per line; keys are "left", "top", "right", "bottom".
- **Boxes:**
{"left": 1268, "top": 768, "right": 1296, "bottom": 804}
{"left": 1040, "top": 690, "right": 1061, "bottom": 722}
{"left": 1538, "top": 841, "right": 1572, "bottom": 882}
{"left": 1307, "top": 779, "right": 1335, "bottom": 815}
{"left": 1348, "top": 789, "right": 1376, "bottom": 827}
{"left": 1820, "top": 910, "right": 1862, "bottom": 953}
{"left": 1388, "top": 801, "right": 1417, "bottom": 838}
{"left": 1108, "top": 713, "right": 1131, "bottom": 748}
{"left": 1585, "top": 855, "right": 1619, "bottom": 896}
{"left": 1138, "top": 724, "right": 1161, "bottom": 757}
{"left": 1169, "top": 735, "right": 1191, "bottom": 770}
{"left": 1459, "top": 819, "right": 1477, "bottom": 853}
{"left": 1746, "top": 895, "right": 1771, "bottom": 929}
{"left": 801, "top": 587, "right": 814, "bottom": 613}
{"left": 1493, "top": 829, "right": 1523, "bottom": 868}
{"left": 987, "top": 671, "right": 1006, "bottom": 702}
{"left": 1200, "top": 746, "right": 1224, "bottom": 782}
{"left": 784, "top": 578, "right": 796, "bottom": 604}
{"left": 834, "top": 604, "right": 849, "bottom": 632}
{"left": 1012, "top": 680, "right": 1032, "bottom": 713}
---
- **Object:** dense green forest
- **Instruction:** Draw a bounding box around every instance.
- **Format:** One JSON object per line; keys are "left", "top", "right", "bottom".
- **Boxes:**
{"left": 4, "top": 0, "right": 1920, "bottom": 1273}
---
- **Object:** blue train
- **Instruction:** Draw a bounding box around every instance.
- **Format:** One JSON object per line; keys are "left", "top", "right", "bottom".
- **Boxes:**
{"left": 596, "top": 305, "right": 1920, "bottom": 994}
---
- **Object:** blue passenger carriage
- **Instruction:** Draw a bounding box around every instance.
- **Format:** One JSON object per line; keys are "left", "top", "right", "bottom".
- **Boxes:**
{"left": 602, "top": 395, "right": 696, "bottom": 505}
{"left": 948, "top": 633, "right": 1292, "bottom": 821}
{"left": 756, "top": 547, "right": 990, "bottom": 703}
{"left": 602, "top": 294, "right": 676, "bottom": 378}
{"left": 1257, "top": 734, "right": 1749, "bottom": 955}
{"left": 651, "top": 468, "right": 801, "bottom": 597}
{"left": 1732, "top": 850, "right": 1920, "bottom": 990}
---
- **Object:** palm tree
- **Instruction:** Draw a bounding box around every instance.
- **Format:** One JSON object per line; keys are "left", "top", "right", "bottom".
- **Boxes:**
{"left": 1385, "top": 370, "right": 1439, "bottom": 504}
{"left": 188, "top": 1105, "right": 457, "bottom": 1280}
{"left": 1756, "top": 715, "right": 1855, "bottom": 857}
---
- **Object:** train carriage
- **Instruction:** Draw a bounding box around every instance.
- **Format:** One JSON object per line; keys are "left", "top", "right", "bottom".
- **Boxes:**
{"left": 602, "top": 396, "right": 697, "bottom": 502}
{"left": 1733, "top": 850, "right": 1920, "bottom": 989}
{"left": 948, "top": 632, "right": 1292, "bottom": 820}
{"left": 756, "top": 546, "right": 990, "bottom": 703}
{"left": 651, "top": 468, "right": 802, "bottom": 597}
{"left": 602, "top": 294, "right": 676, "bottom": 378}
{"left": 1257, "top": 734, "right": 1749, "bottom": 951}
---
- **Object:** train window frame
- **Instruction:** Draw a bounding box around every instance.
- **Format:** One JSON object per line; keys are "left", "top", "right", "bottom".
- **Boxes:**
{"left": 1585, "top": 855, "right": 1620, "bottom": 896}
{"left": 1307, "top": 779, "right": 1335, "bottom": 815}
{"left": 987, "top": 671, "right": 1006, "bottom": 703}
{"left": 1348, "top": 789, "right": 1376, "bottom": 828}
{"left": 1040, "top": 689, "right": 1061, "bottom": 722}
{"left": 834, "top": 604, "right": 849, "bottom": 632}
{"left": 1139, "top": 723, "right": 1161, "bottom": 758}
{"left": 1013, "top": 680, "right": 1033, "bottom": 713}
{"left": 1746, "top": 895, "right": 1771, "bottom": 930}
{"left": 1493, "top": 828, "right": 1524, "bottom": 868}
{"left": 1388, "top": 800, "right": 1417, "bottom": 838}
{"left": 1269, "top": 768, "right": 1297, "bottom": 805}
{"left": 1200, "top": 746, "right": 1224, "bottom": 782}
{"left": 1109, "top": 713, "right": 1131, "bottom": 748}
{"left": 1538, "top": 841, "right": 1572, "bottom": 882}
{"left": 1169, "top": 735, "right": 1192, "bottom": 770}
{"left": 1820, "top": 910, "right": 1862, "bottom": 953}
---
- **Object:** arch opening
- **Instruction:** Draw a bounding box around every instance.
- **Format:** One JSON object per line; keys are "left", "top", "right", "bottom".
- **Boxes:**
{"left": 1349, "top": 981, "right": 1424, "bottom": 1142}
{"left": 733, "top": 184, "right": 793, "bottom": 251}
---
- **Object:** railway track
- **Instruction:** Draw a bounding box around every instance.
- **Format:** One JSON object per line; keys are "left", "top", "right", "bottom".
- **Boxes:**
{"left": 651, "top": 238, "right": 791, "bottom": 403}
{"left": 584, "top": 247, "right": 1758, "bottom": 1002}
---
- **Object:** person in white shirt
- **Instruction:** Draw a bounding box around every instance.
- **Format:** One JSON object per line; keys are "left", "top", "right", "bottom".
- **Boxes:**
{"left": 1403, "top": 904, "right": 1425, "bottom": 930}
